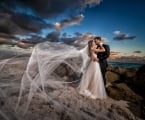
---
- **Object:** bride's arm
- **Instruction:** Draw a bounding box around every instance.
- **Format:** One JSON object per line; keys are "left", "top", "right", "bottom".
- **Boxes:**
{"left": 89, "top": 47, "right": 99, "bottom": 61}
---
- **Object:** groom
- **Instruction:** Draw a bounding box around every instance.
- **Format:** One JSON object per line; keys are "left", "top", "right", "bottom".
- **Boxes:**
{"left": 93, "top": 36, "right": 110, "bottom": 86}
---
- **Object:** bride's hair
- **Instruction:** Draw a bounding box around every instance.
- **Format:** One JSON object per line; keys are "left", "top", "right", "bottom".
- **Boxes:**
{"left": 88, "top": 40, "right": 93, "bottom": 57}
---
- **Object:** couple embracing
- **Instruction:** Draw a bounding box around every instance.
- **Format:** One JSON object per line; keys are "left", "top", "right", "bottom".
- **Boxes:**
{"left": 78, "top": 36, "right": 110, "bottom": 99}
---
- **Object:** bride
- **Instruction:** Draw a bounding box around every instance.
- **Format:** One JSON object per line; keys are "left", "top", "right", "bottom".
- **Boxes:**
{"left": 78, "top": 40, "right": 107, "bottom": 99}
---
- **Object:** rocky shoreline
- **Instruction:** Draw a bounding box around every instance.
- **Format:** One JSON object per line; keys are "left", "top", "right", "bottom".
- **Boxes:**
{"left": 0, "top": 51, "right": 145, "bottom": 120}
{"left": 106, "top": 65, "right": 145, "bottom": 118}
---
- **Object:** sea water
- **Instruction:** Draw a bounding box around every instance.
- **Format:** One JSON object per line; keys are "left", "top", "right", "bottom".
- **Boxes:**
{"left": 108, "top": 62, "right": 144, "bottom": 70}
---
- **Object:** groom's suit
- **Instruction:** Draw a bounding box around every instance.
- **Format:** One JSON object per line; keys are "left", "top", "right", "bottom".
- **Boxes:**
{"left": 97, "top": 44, "right": 110, "bottom": 85}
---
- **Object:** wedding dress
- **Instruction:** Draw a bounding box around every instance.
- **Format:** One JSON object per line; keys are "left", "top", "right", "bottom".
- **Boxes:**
{"left": 78, "top": 47, "right": 107, "bottom": 99}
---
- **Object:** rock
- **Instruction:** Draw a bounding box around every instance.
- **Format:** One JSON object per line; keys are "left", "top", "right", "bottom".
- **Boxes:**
{"left": 133, "top": 65, "right": 145, "bottom": 118}
{"left": 53, "top": 57, "right": 83, "bottom": 84}
{"left": 54, "top": 63, "right": 68, "bottom": 77}
{"left": 105, "top": 71, "right": 120, "bottom": 83}
{"left": 107, "top": 83, "right": 143, "bottom": 103}
{"left": 0, "top": 88, "right": 18, "bottom": 120}
{"left": 106, "top": 64, "right": 114, "bottom": 71}
{"left": 134, "top": 65, "right": 145, "bottom": 95}
{"left": 125, "top": 68, "right": 136, "bottom": 78}
{"left": 107, "top": 83, "right": 143, "bottom": 118}
{"left": 113, "top": 66, "right": 127, "bottom": 75}
{"left": 18, "top": 86, "right": 139, "bottom": 120}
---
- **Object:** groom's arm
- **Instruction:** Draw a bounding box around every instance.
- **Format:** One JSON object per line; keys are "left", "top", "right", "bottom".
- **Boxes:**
{"left": 93, "top": 44, "right": 105, "bottom": 53}
{"left": 100, "top": 45, "right": 110, "bottom": 61}
{"left": 104, "top": 45, "right": 110, "bottom": 58}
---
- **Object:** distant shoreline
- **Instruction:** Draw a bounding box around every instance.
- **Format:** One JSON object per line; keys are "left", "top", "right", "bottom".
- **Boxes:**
{"left": 108, "top": 61, "right": 144, "bottom": 69}
{"left": 108, "top": 61, "right": 144, "bottom": 65}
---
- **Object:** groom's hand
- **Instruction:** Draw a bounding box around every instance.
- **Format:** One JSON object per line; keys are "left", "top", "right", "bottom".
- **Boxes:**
{"left": 93, "top": 57, "right": 99, "bottom": 62}
{"left": 91, "top": 47, "right": 94, "bottom": 52}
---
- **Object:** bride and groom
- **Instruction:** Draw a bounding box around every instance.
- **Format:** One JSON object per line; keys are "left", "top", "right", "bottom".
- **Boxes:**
{"left": 78, "top": 36, "right": 110, "bottom": 99}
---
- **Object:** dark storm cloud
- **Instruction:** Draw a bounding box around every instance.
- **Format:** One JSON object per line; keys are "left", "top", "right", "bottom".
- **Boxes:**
{"left": 74, "top": 32, "right": 82, "bottom": 37}
{"left": 0, "top": 13, "right": 16, "bottom": 35}
{"left": 113, "top": 31, "right": 136, "bottom": 41}
{"left": 62, "top": 33, "right": 67, "bottom": 37}
{"left": 0, "top": 0, "right": 102, "bottom": 17}
{"left": 46, "top": 31, "right": 60, "bottom": 42}
{"left": 133, "top": 51, "right": 142, "bottom": 54}
{"left": 0, "top": 0, "right": 102, "bottom": 47}
{"left": 11, "top": 13, "right": 46, "bottom": 32}
{"left": 0, "top": 0, "right": 102, "bottom": 40}
{"left": 0, "top": 13, "right": 46, "bottom": 36}
{"left": 113, "top": 34, "right": 136, "bottom": 40}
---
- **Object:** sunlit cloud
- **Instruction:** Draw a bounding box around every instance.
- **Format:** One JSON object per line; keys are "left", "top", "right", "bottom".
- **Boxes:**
{"left": 81, "top": 32, "right": 96, "bottom": 40}
{"left": 113, "top": 30, "right": 120, "bottom": 35}
{"left": 101, "top": 37, "right": 109, "bottom": 42}
{"left": 109, "top": 51, "right": 121, "bottom": 60}
{"left": 54, "top": 14, "right": 84, "bottom": 31}
{"left": 109, "top": 53, "right": 145, "bottom": 63}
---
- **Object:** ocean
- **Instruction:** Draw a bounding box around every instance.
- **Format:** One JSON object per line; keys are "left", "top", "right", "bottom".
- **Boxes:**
{"left": 108, "top": 62, "right": 145, "bottom": 70}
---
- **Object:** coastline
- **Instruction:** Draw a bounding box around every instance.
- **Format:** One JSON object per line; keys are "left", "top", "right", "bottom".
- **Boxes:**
{"left": 108, "top": 61, "right": 145, "bottom": 70}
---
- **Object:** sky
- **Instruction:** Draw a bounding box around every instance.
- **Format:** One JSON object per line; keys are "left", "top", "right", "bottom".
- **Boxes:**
{"left": 0, "top": 0, "right": 145, "bottom": 63}
{"left": 62, "top": 0, "right": 145, "bottom": 57}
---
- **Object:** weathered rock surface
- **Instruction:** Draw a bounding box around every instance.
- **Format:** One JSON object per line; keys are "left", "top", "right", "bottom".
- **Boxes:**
{"left": 0, "top": 52, "right": 145, "bottom": 120}
{"left": 105, "top": 71, "right": 120, "bottom": 83}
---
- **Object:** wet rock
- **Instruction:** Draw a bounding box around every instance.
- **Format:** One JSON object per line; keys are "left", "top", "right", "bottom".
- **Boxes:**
{"left": 106, "top": 71, "right": 120, "bottom": 83}
{"left": 125, "top": 68, "right": 136, "bottom": 78}
{"left": 107, "top": 83, "right": 143, "bottom": 117}
{"left": 113, "top": 66, "right": 127, "bottom": 75}
{"left": 134, "top": 65, "right": 145, "bottom": 95}
{"left": 107, "top": 83, "right": 143, "bottom": 103}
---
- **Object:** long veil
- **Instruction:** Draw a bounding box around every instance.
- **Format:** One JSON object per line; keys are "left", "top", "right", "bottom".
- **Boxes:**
{"left": 14, "top": 41, "right": 90, "bottom": 114}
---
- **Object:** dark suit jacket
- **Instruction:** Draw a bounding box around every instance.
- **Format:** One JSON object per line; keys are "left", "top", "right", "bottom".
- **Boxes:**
{"left": 97, "top": 44, "right": 110, "bottom": 61}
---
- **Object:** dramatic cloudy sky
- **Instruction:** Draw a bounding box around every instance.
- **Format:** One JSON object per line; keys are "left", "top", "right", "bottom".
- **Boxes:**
{"left": 0, "top": 0, "right": 145, "bottom": 62}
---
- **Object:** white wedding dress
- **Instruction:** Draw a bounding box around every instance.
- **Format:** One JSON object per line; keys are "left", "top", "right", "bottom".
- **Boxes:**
{"left": 78, "top": 48, "right": 107, "bottom": 99}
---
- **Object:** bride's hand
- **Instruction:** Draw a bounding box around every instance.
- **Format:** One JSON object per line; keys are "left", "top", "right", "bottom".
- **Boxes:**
{"left": 93, "top": 57, "right": 99, "bottom": 62}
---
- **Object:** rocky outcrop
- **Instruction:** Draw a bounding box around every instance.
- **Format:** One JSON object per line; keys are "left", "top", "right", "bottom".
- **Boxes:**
{"left": 133, "top": 65, "right": 145, "bottom": 117}
{"left": 107, "top": 83, "right": 142, "bottom": 103}
{"left": 105, "top": 71, "right": 120, "bottom": 83}
{"left": 105, "top": 65, "right": 145, "bottom": 118}
{"left": 0, "top": 85, "right": 139, "bottom": 120}
{"left": 133, "top": 65, "right": 145, "bottom": 96}
{"left": 0, "top": 53, "right": 145, "bottom": 120}
{"left": 107, "top": 83, "right": 143, "bottom": 117}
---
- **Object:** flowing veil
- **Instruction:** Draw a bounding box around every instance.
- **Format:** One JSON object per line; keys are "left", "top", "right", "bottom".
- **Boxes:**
{"left": 14, "top": 41, "right": 90, "bottom": 114}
